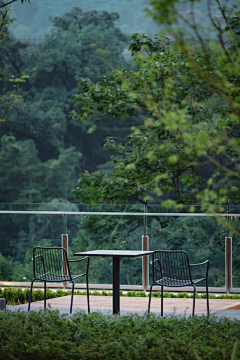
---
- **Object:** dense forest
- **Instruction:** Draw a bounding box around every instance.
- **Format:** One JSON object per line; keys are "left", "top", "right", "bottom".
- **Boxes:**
{"left": 0, "top": 0, "right": 240, "bottom": 289}
{"left": 0, "top": 4, "right": 150, "bottom": 286}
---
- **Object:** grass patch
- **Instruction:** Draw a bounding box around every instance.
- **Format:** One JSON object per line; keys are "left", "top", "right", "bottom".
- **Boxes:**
{"left": 1, "top": 287, "right": 240, "bottom": 305}
{"left": 0, "top": 310, "right": 240, "bottom": 359}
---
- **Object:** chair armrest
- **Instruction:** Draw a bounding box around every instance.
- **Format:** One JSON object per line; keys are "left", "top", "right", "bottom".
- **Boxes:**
{"left": 190, "top": 260, "right": 209, "bottom": 267}
{"left": 150, "top": 258, "right": 160, "bottom": 266}
{"left": 68, "top": 256, "right": 89, "bottom": 275}
{"left": 69, "top": 256, "right": 88, "bottom": 263}
{"left": 33, "top": 254, "right": 44, "bottom": 261}
{"left": 190, "top": 260, "right": 209, "bottom": 279}
{"left": 31, "top": 254, "right": 44, "bottom": 261}
{"left": 32, "top": 254, "right": 46, "bottom": 274}
{"left": 150, "top": 258, "right": 161, "bottom": 283}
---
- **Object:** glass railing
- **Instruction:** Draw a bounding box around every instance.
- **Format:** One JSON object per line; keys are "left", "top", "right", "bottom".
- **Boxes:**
{"left": 0, "top": 202, "right": 237, "bottom": 292}
{"left": 146, "top": 205, "right": 227, "bottom": 288}
{"left": 66, "top": 204, "right": 144, "bottom": 286}
{"left": 229, "top": 206, "right": 240, "bottom": 289}
{"left": 0, "top": 203, "right": 65, "bottom": 282}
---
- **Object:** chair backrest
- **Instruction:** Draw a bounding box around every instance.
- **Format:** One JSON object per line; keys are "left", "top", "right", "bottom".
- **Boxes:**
{"left": 33, "top": 247, "right": 71, "bottom": 280}
{"left": 153, "top": 250, "right": 192, "bottom": 283}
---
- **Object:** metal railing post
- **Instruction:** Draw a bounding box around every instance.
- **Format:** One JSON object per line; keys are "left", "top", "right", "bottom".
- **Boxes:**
{"left": 225, "top": 236, "right": 232, "bottom": 294}
{"left": 142, "top": 235, "right": 149, "bottom": 291}
{"left": 142, "top": 211, "right": 149, "bottom": 291}
{"left": 62, "top": 214, "right": 68, "bottom": 289}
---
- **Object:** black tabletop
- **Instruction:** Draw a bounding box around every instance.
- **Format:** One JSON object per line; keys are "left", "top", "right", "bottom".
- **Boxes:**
{"left": 73, "top": 250, "right": 154, "bottom": 257}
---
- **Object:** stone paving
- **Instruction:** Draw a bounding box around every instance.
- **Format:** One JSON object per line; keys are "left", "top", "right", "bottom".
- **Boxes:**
{"left": 12, "top": 295, "right": 240, "bottom": 317}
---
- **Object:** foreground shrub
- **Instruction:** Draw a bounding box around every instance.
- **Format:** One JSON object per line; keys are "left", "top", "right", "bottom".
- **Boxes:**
{"left": 0, "top": 310, "right": 239, "bottom": 359}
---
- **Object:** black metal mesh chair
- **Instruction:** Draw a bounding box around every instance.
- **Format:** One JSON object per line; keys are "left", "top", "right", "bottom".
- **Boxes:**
{"left": 148, "top": 250, "right": 209, "bottom": 316}
{"left": 28, "top": 246, "right": 90, "bottom": 313}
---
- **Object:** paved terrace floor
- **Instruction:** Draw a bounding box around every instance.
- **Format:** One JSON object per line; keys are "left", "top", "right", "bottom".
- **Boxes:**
{"left": 7, "top": 295, "right": 240, "bottom": 320}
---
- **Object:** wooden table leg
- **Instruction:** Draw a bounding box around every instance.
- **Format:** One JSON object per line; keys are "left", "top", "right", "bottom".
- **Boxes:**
{"left": 113, "top": 257, "right": 120, "bottom": 314}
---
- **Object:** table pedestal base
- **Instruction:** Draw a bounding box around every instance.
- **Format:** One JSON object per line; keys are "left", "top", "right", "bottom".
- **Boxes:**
{"left": 113, "top": 257, "right": 120, "bottom": 314}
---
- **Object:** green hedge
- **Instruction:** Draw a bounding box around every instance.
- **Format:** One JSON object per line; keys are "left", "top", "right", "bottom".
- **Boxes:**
{"left": 0, "top": 310, "right": 240, "bottom": 359}
{"left": 1, "top": 287, "right": 240, "bottom": 305}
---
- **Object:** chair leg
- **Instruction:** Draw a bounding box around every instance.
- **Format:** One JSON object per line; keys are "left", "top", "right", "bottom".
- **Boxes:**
{"left": 28, "top": 280, "right": 35, "bottom": 311}
{"left": 206, "top": 279, "right": 209, "bottom": 316}
{"left": 44, "top": 281, "right": 46, "bottom": 309}
{"left": 192, "top": 285, "right": 196, "bottom": 317}
{"left": 70, "top": 281, "right": 74, "bottom": 314}
{"left": 86, "top": 274, "right": 90, "bottom": 314}
{"left": 161, "top": 286, "right": 164, "bottom": 317}
{"left": 148, "top": 284, "right": 154, "bottom": 313}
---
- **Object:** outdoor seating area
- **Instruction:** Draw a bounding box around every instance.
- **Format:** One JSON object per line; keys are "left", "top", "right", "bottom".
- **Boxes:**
{"left": 1, "top": 207, "right": 239, "bottom": 317}
{"left": 27, "top": 247, "right": 211, "bottom": 317}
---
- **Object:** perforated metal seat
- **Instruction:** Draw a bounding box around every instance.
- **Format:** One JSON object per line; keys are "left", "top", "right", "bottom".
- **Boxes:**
{"left": 155, "top": 277, "right": 206, "bottom": 287}
{"left": 28, "top": 247, "right": 90, "bottom": 313}
{"left": 35, "top": 273, "right": 84, "bottom": 282}
{"left": 148, "top": 250, "right": 209, "bottom": 316}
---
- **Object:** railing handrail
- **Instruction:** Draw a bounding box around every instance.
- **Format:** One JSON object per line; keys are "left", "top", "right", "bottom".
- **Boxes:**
{"left": 0, "top": 210, "right": 239, "bottom": 216}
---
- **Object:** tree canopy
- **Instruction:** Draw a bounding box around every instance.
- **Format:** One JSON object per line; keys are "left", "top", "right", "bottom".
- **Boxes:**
{"left": 73, "top": 4, "right": 240, "bottom": 217}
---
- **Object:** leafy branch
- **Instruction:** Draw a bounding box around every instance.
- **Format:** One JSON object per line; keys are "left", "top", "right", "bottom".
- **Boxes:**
{"left": 0, "top": 0, "right": 29, "bottom": 9}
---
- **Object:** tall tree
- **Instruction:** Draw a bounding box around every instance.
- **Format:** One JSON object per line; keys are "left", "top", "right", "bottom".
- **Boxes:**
{"left": 145, "top": 1, "right": 240, "bottom": 213}
{"left": 73, "top": 34, "right": 211, "bottom": 206}
{"left": 73, "top": 4, "right": 240, "bottom": 218}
